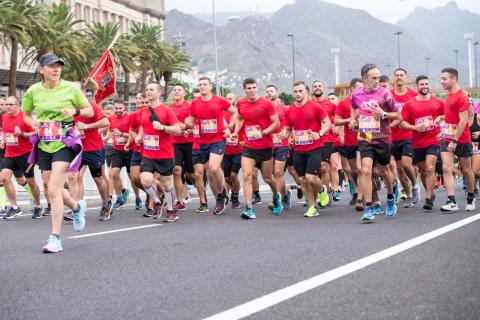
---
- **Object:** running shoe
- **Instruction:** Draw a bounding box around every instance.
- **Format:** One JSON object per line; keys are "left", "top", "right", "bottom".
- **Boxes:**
{"left": 272, "top": 193, "right": 283, "bottom": 216}
{"left": 297, "top": 187, "right": 303, "bottom": 200}
{"left": 284, "top": 190, "right": 292, "bottom": 210}
{"left": 361, "top": 206, "right": 375, "bottom": 223}
{"left": 355, "top": 199, "right": 364, "bottom": 211}
{"left": 43, "top": 206, "right": 52, "bottom": 216}
{"left": 153, "top": 201, "right": 165, "bottom": 219}
{"left": 411, "top": 187, "right": 421, "bottom": 205}
{"left": 163, "top": 210, "right": 177, "bottom": 223}
{"left": 349, "top": 193, "right": 358, "bottom": 206}
{"left": 252, "top": 192, "right": 262, "bottom": 205}
{"left": 400, "top": 190, "right": 407, "bottom": 201}
{"left": 466, "top": 198, "right": 476, "bottom": 211}
{"left": 231, "top": 196, "right": 240, "bottom": 209}
{"left": 105, "top": 199, "right": 113, "bottom": 216}
{"left": 385, "top": 198, "right": 397, "bottom": 217}
{"left": 143, "top": 208, "right": 154, "bottom": 217}
{"left": 333, "top": 190, "right": 341, "bottom": 201}
{"left": 348, "top": 181, "right": 355, "bottom": 197}
{"left": 3, "top": 207, "right": 22, "bottom": 220}
{"left": 213, "top": 195, "right": 225, "bottom": 215}
{"left": 393, "top": 180, "right": 400, "bottom": 203}
{"left": 72, "top": 200, "right": 86, "bottom": 232}
{"left": 121, "top": 188, "right": 131, "bottom": 203}
{"left": 423, "top": 198, "right": 433, "bottom": 211}
{"left": 241, "top": 207, "right": 256, "bottom": 219}
{"left": 32, "top": 207, "right": 43, "bottom": 219}
{"left": 318, "top": 185, "right": 329, "bottom": 207}
{"left": 0, "top": 207, "right": 7, "bottom": 217}
{"left": 304, "top": 206, "right": 319, "bottom": 218}
{"left": 42, "top": 235, "right": 63, "bottom": 254}
{"left": 113, "top": 196, "right": 126, "bottom": 210}
{"left": 64, "top": 211, "right": 73, "bottom": 221}
{"left": 223, "top": 188, "right": 230, "bottom": 205}
{"left": 99, "top": 206, "right": 111, "bottom": 221}
{"left": 174, "top": 201, "right": 186, "bottom": 211}
{"left": 373, "top": 202, "right": 384, "bottom": 215}
{"left": 195, "top": 203, "right": 209, "bottom": 213}
{"left": 167, "top": 212, "right": 179, "bottom": 222}
{"left": 441, "top": 200, "right": 459, "bottom": 212}
{"left": 135, "top": 196, "right": 144, "bottom": 210}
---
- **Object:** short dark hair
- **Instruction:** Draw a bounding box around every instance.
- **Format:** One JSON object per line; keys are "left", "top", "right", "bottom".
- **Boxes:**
{"left": 379, "top": 75, "right": 389, "bottom": 83}
{"left": 350, "top": 77, "right": 362, "bottom": 88}
{"left": 441, "top": 68, "right": 459, "bottom": 80}
{"left": 266, "top": 84, "right": 277, "bottom": 91}
{"left": 311, "top": 80, "right": 323, "bottom": 87}
{"left": 113, "top": 98, "right": 124, "bottom": 105}
{"left": 394, "top": 68, "right": 407, "bottom": 75}
{"left": 415, "top": 75, "right": 429, "bottom": 84}
{"left": 242, "top": 77, "right": 257, "bottom": 88}
{"left": 173, "top": 83, "right": 185, "bottom": 89}
{"left": 327, "top": 92, "right": 336, "bottom": 97}
{"left": 360, "top": 63, "right": 377, "bottom": 78}
{"left": 198, "top": 76, "right": 212, "bottom": 83}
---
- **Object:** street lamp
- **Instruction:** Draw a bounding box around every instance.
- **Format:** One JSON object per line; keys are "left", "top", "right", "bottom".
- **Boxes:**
{"left": 454, "top": 49, "right": 459, "bottom": 70}
{"left": 474, "top": 41, "right": 478, "bottom": 91}
{"left": 287, "top": 34, "right": 295, "bottom": 83}
{"left": 425, "top": 56, "right": 431, "bottom": 76}
{"left": 212, "top": 0, "right": 220, "bottom": 95}
{"left": 394, "top": 31, "right": 403, "bottom": 68}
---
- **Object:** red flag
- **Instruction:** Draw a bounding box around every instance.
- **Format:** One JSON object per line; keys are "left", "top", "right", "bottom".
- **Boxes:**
{"left": 88, "top": 49, "right": 116, "bottom": 104}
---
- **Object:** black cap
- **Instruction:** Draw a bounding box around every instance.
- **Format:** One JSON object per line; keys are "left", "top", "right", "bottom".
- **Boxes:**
{"left": 38, "top": 53, "right": 65, "bottom": 66}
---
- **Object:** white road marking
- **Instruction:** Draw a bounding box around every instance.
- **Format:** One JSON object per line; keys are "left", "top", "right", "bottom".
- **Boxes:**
{"left": 203, "top": 213, "right": 480, "bottom": 320}
{"left": 68, "top": 223, "right": 162, "bottom": 239}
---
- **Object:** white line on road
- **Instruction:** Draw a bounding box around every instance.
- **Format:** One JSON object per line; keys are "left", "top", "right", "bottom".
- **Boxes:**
{"left": 68, "top": 223, "right": 162, "bottom": 239}
{"left": 203, "top": 213, "right": 480, "bottom": 320}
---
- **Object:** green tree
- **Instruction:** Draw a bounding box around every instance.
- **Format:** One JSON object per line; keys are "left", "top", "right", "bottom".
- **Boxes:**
{"left": 279, "top": 92, "right": 294, "bottom": 105}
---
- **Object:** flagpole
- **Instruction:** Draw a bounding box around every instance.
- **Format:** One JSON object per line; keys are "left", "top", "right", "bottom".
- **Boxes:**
{"left": 107, "top": 32, "right": 121, "bottom": 51}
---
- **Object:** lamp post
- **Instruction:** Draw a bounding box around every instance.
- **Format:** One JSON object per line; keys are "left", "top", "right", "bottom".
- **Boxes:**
{"left": 287, "top": 34, "right": 295, "bottom": 83}
{"left": 474, "top": 41, "right": 478, "bottom": 92}
{"left": 425, "top": 56, "right": 431, "bottom": 76}
{"left": 394, "top": 31, "right": 402, "bottom": 68}
{"left": 212, "top": 0, "right": 220, "bottom": 95}
{"left": 454, "top": 49, "right": 459, "bottom": 70}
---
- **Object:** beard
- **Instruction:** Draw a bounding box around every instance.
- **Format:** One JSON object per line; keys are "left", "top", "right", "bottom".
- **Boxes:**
{"left": 313, "top": 91, "right": 323, "bottom": 98}
{"left": 419, "top": 88, "right": 429, "bottom": 96}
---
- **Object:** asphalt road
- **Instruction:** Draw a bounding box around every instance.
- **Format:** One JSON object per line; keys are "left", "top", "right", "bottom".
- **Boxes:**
{"left": 1, "top": 186, "right": 479, "bottom": 320}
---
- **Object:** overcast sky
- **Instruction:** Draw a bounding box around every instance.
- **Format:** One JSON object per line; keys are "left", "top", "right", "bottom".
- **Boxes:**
{"left": 165, "top": 0, "right": 480, "bottom": 24}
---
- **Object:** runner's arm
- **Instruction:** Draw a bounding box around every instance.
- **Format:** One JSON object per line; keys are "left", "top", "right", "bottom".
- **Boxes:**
{"left": 452, "top": 110, "right": 469, "bottom": 142}
{"left": 78, "top": 117, "right": 109, "bottom": 130}
{"left": 334, "top": 114, "right": 349, "bottom": 126}
{"left": 263, "top": 114, "right": 280, "bottom": 135}
{"left": 319, "top": 116, "right": 332, "bottom": 136}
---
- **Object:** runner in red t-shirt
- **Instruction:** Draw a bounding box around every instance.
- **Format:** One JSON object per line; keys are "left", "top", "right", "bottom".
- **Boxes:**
{"left": 400, "top": 75, "right": 444, "bottom": 210}
{"left": 232, "top": 78, "right": 281, "bottom": 219}
{"left": 311, "top": 80, "right": 338, "bottom": 207}
{"left": 1, "top": 96, "right": 42, "bottom": 220}
{"left": 107, "top": 99, "right": 134, "bottom": 210}
{"left": 280, "top": 81, "right": 331, "bottom": 218}
{"left": 137, "top": 82, "right": 181, "bottom": 222}
{"left": 390, "top": 68, "right": 419, "bottom": 204}
{"left": 265, "top": 84, "right": 292, "bottom": 209}
{"left": 186, "top": 76, "right": 237, "bottom": 215}
{"left": 437, "top": 68, "right": 475, "bottom": 211}
{"left": 170, "top": 84, "right": 195, "bottom": 211}
{"left": 334, "top": 78, "right": 364, "bottom": 207}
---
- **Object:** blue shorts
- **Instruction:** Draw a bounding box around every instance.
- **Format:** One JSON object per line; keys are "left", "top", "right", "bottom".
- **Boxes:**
{"left": 81, "top": 149, "right": 105, "bottom": 177}
{"left": 222, "top": 152, "right": 242, "bottom": 177}
{"left": 197, "top": 141, "right": 226, "bottom": 165}
{"left": 130, "top": 151, "right": 142, "bottom": 167}
{"left": 273, "top": 147, "right": 289, "bottom": 162}
{"left": 413, "top": 145, "right": 439, "bottom": 164}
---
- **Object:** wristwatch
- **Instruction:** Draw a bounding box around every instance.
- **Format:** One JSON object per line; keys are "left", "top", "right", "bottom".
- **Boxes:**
{"left": 261, "top": 130, "right": 266, "bottom": 136}
{"left": 382, "top": 112, "right": 388, "bottom": 120}
{"left": 451, "top": 138, "right": 458, "bottom": 144}
{"left": 319, "top": 131, "right": 324, "bottom": 137}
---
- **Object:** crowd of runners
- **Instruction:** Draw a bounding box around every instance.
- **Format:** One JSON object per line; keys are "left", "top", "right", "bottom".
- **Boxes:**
{"left": 1, "top": 52, "right": 479, "bottom": 253}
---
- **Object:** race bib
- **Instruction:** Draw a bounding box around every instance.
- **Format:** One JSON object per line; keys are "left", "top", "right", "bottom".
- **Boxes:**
{"left": 294, "top": 130, "right": 313, "bottom": 145}
{"left": 359, "top": 116, "right": 380, "bottom": 133}
{"left": 192, "top": 125, "right": 200, "bottom": 138}
{"left": 226, "top": 137, "right": 239, "bottom": 146}
{"left": 415, "top": 116, "right": 434, "bottom": 132}
{"left": 272, "top": 133, "right": 282, "bottom": 147}
{"left": 440, "top": 123, "right": 456, "bottom": 139}
{"left": 143, "top": 134, "right": 160, "bottom": 150}
{"left": 245, "top": 125, "right": 262, "bottom": 141}
{"left": 473, "top": 142, "right": 480, "bottom": 155}
{"left": 114, "top": 133, "right": 127, "bottom": 145}
{"left": 4, "top": 133, "right": 18, "bottom": 146}
{"left": 200, "top": 119, "right": 217, "bottom": 133}
{"left": 39, "top": 121, "right": 62, "bottom": 142}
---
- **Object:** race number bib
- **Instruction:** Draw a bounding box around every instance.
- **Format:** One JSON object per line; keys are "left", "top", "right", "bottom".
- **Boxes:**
{"left": 200, "top": 119, "right": 217, "bottom": 133}
{"left": 143, "top": 135, "right": 160, "bottom": 150}
{"left": 114, "top": 133, "right": 126, "bottom": 145}
{"left": 473, "top": 142, "right": 480, "bottom": 155}
{"left": 272, "top": 133, "right": 282, "bottom": 147}
{"left": 226, "top": 137, "right": 239, "bottom": 146}
{"left": 415, "top": 116, "right": 434, "bottom": 132}
{"left": 245, "top": 125, "right": 262, "bottom": 141}
{"left": 4, "top": 133, "right": 18, "bottom": 146}
{"left": 39, "top": 121, "right": 62, "bottom": 142}
{"left": 192, "top": 125, "right": 200, "bottom": 138}
{"left": 294, "top": 130, "right": 313, "bottom": 145}
{"left": 440, "top": 123, "right": 457, "bottom": 139}
{"left": 359, "top": 116, "right": 380, "bottom": 133}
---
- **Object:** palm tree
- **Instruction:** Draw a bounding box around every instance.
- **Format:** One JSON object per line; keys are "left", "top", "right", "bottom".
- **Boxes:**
{"left": 0, "top": 0, "right": 45, "bottom": 95}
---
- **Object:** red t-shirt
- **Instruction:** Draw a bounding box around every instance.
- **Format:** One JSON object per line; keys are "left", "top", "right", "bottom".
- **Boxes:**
{"left": 311, "top": 98, "right": 339, "bottom": 145}
{"left": 401, "top": 96, "right": 445, "bottom": 149}
{"left": 74, "top": 101, "right": 105, "bottom": 152}
{"left": 335, "top": 97, "right": 358, "bottom": 147}
{"left": 128, "top": 110, "right": 143, "bottom": 153}
{"left": 273, "top": 104, "right": 290, "bottom": 149}
{"left": 444, "top": 89, "right": 471, "bottom": 144}
{"left": 391, "top": 88, "right": 418, "bottom": 141}
{"left": 224, "top": 111, "right": 243, "bottom": 155}
{"left": 170, "top": 101, "right": 193, "bottom": 144}
{"left": 108, "top": 112, "right": 132, "bottom": 151}
{"left": 1, "top": 111, "right": 33, "bottom": 157}
{"left": 139, "top": 104, "right": 179, "bottom": 159}
{"left": 189, "top": 95, "right": 230, "bottom": 145}
{"left": 237, "top": 97, "right": 277, "bottom": 149}
{"left": 285, "top": 100, "right": 328, "bottom": 152}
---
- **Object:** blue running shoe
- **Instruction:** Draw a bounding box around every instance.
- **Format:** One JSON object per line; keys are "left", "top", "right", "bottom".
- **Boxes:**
{"left": 72, "top": 200, "right": 86, "bottom": 232}
{"left": 272, "top": 193, "right": 283, "bottom": 216}
{"left": 386, "top": 198, "right": 397, "bottom": 217}
{"left": 393, "top": 180, "right": 400, "bottom": 203}
{"left": 42, "top": 235, "right": 63, "bottom": 254}
{"left": 348, "top": 181, "right": 355, "bottom": 197}
{"left": 121, "top": 189, "right": 130, "bottom": 203}
{"left": 333, "top": 190, "right": 341, "bottom": 201}
{"left": 361, "top": 206, "right": 375, "bottom": 223}
{"left": 113, "top": 196, "right": 125, "bottom": 210}
{"left": 32, "top": 206, "right": 43, "bottom": 219}
{"left": 283, "top": 190, "right": 292, "bottom": 210}
{"left": 135, "top": 196, "right": 144, "bottom": 210}
{"left": 373, "top": 203, "right": 384, "bottom": 215}
{"left": 241, "top": 207, "right": 256, "bottom": 219}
